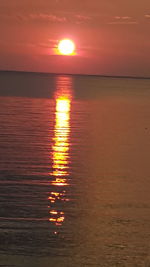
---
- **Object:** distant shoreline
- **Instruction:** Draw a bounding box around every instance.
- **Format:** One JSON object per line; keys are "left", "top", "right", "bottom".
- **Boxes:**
{"left": 0, "top": 69, "right": 150, "bottom": 80}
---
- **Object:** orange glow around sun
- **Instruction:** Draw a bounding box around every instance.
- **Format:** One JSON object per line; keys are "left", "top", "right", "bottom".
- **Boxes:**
{"left": 58, "top": 39, "right": 76, "bottom": 55}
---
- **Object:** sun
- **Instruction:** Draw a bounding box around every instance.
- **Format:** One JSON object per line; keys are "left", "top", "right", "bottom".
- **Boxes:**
{"left": 58, "top": 39, "right": 75, "bottom": 55}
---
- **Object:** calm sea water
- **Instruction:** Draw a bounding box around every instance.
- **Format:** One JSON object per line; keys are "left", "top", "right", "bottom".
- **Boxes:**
{"left": 0, "top": 72, "right": 150, "bottom": 266}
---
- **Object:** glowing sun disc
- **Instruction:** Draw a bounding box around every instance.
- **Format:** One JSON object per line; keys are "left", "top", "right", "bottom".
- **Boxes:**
{"left": 58, "top": 39, "right": 75, "bottom": 55}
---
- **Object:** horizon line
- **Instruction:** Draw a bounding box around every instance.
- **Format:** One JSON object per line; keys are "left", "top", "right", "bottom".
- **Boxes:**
{"left": 0, "top": 69, "right": 150, "bottom": 80}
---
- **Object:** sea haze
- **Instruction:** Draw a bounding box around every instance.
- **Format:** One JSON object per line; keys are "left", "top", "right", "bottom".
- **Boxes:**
{"left": 0, "top": 72, "right": 150, "bottom": 267}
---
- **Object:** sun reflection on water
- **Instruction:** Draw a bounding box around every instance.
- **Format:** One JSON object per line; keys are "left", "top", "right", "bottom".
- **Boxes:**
{"left": 48, "top": 76, "right": 73, "bottom": 228}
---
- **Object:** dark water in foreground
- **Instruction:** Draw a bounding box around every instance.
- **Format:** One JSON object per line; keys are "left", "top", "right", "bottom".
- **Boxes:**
{"left": 0, "top": 72, "right": 150, "bottom": 266}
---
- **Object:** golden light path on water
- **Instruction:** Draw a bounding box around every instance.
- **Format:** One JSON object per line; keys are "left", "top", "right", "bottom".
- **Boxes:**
{"left": 51, "top": 97, "right": 70, "bottom": 184}
{"left": 48, "top": 76, "right": 72, "bottom": 228}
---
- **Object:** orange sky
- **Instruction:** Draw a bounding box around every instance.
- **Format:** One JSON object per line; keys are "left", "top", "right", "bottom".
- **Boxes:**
{"left": 0, "top": 0, "right": 150, "bottom": 76}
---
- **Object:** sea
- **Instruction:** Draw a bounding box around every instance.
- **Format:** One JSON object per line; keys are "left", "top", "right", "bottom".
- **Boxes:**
{"left": 0, "top": 71, "right": 150, "bottom": 267}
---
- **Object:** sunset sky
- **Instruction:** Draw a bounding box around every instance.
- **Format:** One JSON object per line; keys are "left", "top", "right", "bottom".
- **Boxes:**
{"left": 0, "top": 0, "right": 150, "bottom": 77}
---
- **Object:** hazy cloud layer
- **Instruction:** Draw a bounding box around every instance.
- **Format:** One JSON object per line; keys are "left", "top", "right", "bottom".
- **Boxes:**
{"left": 0, "top": 11, "right": 149, "bottom": 26}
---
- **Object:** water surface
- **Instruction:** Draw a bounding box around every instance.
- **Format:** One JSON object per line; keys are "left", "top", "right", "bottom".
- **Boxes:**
{"left": 0, "top": 73, "right": 150, "bottom": 266}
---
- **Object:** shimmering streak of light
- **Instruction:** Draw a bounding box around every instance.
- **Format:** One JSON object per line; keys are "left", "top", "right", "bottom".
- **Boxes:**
{"left": 51, "top": 178, "right": 68, "bottom": 186}
{"left": 48, "top": 191, "right": 68, "bottom": 203}
{"left": 49, "top": 209, "right": 65, "bottom": 226}
{"left": 49, "top": 76, "right": 72, "bottom": 227}
{"left": 51, "top": 96, "right": 71, "bottom": 184}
